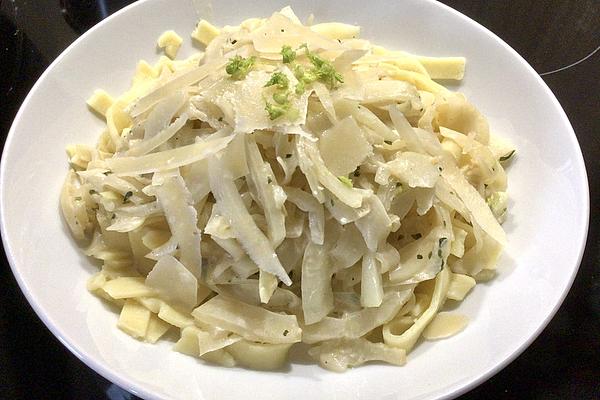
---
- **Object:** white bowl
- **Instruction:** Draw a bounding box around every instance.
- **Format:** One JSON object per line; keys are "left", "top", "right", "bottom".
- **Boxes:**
{"left": 0, "top": 0, "right": 589, "bottom": 399}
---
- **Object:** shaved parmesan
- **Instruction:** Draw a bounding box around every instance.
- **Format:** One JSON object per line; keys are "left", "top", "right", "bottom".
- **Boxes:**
{"left": 386, "top": 152, "right": 440, "bottom": 188}
{"left": 209, "top": 155, "right": 291, "bottom": 285}
{"left": 245, "top": 136, "right": 286, "bottom": 246}
{"left": 330, "top": 224, "right": 367, "bottom": 271}
{"left": 104, "top": 134, "right": 233, "bottom": 175}
{"left": 145, "top": 255, "right": 198, "bottom": 310}
{"left": 300, "top": 137, "right": 367, "bottom": 208}
{"left": 252, "top": 12, "right": 341, "bottom": 54}
{"left": 319, "top": 116, "right": 371, "bottom": 176}
{"left": 154, "top": 174, "right": 202, "bottom": 278}
{"left": 129, "top": 60, "right": 224, "bottom": 117}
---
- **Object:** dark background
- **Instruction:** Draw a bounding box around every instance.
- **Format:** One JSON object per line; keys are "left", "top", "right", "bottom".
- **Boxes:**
{"left": 1, "top": 0, "right": 598, "bottom": 399}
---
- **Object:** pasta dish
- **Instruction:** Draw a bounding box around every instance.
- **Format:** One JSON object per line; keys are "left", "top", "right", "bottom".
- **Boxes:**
{"left": 61, "top": 7, "right": 515, "bottom": 372}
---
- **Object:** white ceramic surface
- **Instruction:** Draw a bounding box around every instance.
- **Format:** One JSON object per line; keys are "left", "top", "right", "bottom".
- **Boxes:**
{"left": 0, "top": 0, "right": 589, "bottom": 399}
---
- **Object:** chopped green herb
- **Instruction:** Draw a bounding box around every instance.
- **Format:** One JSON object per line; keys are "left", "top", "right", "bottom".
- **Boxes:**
{"left": 292, "top": 64, "right": 315, "bottom": 94}
{"left": 296, "top": 44, "right": 344, "bottom": 89}
{"left": 499, "top": 150, "right": 516, "bottom": 162}
{"left": 416, "top": 254, "right": 423, "bottom": 260}
{"left": 285, "top": 153, "right": 292, "bottom": 159}
{"left": 293, "top": 64, "right": 307, "bottom": 80}
{"left": 438, "top": 166, "right": 443, "bottom": 172}
{"left": 272, "top": 91, "right": 289, "bottom": 105}
{"left": 265, "top": 102, "right": 287, "bottom": 120}
{"left": 428, "top": 251, "right": 432, "bottom": 259}
{"left": 111, "top": 214, "right": 116, "bottom": 220}
{"left": 264, "top": 87, "right": 299, "bottom": 121}
{"left": 123, "top": 191, "right": 133, "bottom": 203}
{"left": 267, "top": 177, "right": 272, "bottom": 184}
{"left": 411, "top": 233, "right": 422, "bottom": 240}
{"left": 309, "top": 54, "right": 343, "bottom": 87}
{"left": 231, "top": 39, "right": 237, "bottom": 45}
{"left": 103, "top": 171, "right": 112, "bottom": 176}
{"left": 283, "top": 329, "right": 289, "bottom": 336}
{"left": 338, "top": 176, "right": 353, "bottom": 188}
{"left": 295, "top": 80, "right": 306, "bottom": 95}
{"left": 89, "top": 190, "right": 97, "bottom": 195}
{"left": 264, "top": 71, "right": 298, "bottom": 121}
{"left": 439, "top": 237, "right": 447, "bottom": 247}
{"left": 438, "top": 248, "right": 443, "bottom": 258}
{"left": 330, "top": 199, "right": 334, "bottom": 207}
{"left": 316, "top": 63, "right": 344, "bottom": 88}
{"left": 218, "top": 116, "right": 223, "bottom": 122}
{"left": 281, "top": 45, "right": 296, "bottom": 64}
{"left": 396, "top": 182, "right": 403, "bottom": 188}
{"left": 225, "top": 55, "right": 255, "bottom": 80}
{"left": 264, "top": 71, "right": 289, "bottom": 90}
{"left": 384, "top": 140, "right": 392, "bottom": 145}
{"left": 353, "top": 166, "right": 361, "bottom": 177}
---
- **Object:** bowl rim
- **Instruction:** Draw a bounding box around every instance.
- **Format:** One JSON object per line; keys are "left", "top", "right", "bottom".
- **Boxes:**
{"left": 0, "top": 0, "right": 590, "bottom": 399}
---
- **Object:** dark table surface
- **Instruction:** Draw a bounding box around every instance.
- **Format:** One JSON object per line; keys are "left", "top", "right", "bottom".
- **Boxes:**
{"left": 1, "top": 1, "right": 599, "bottom": 399}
